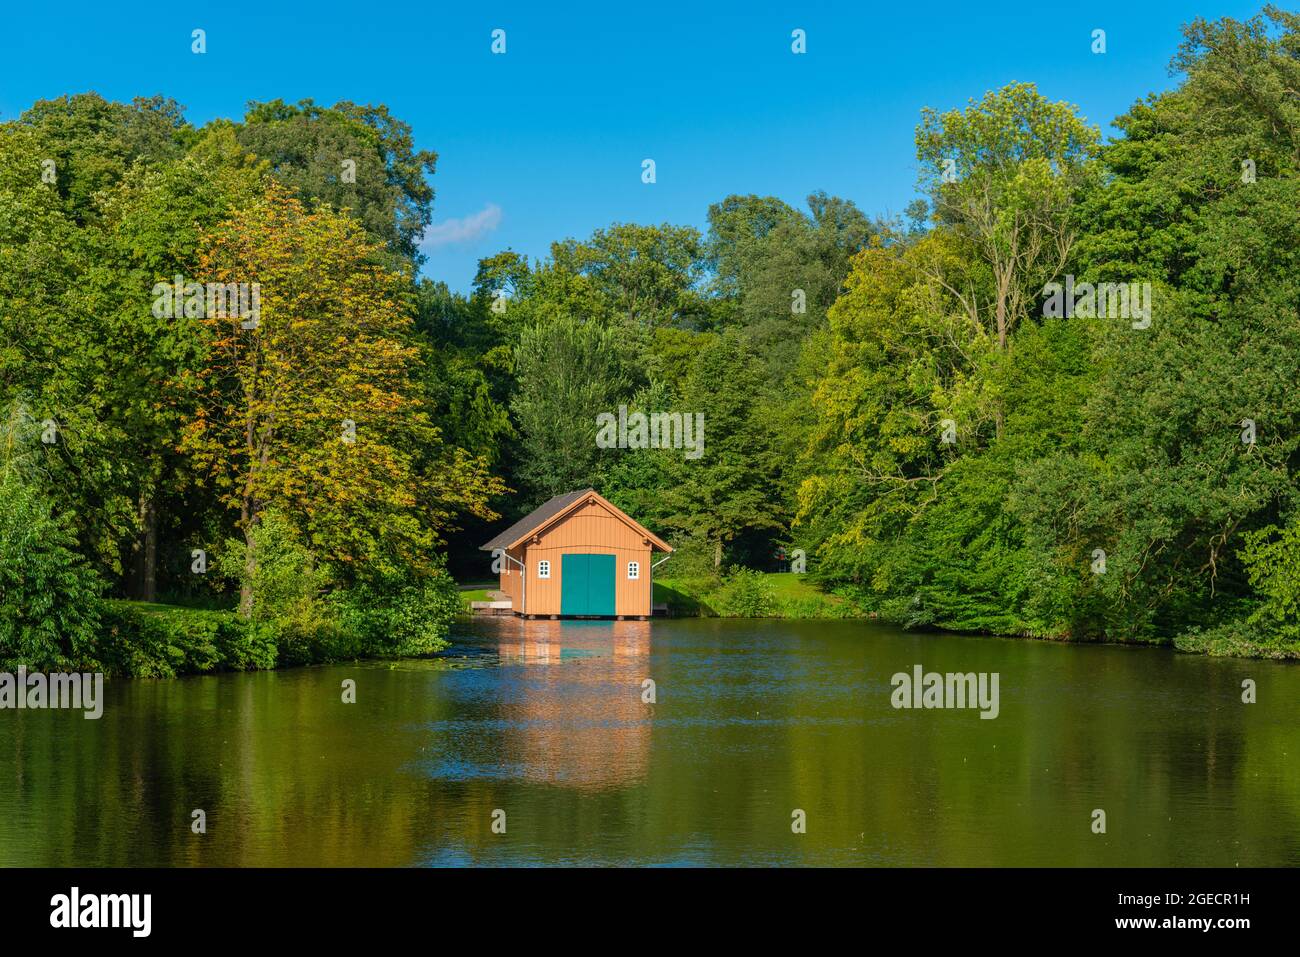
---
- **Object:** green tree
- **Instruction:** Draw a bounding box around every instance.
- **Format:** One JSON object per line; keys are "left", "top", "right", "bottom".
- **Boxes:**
{"left": 13, "top": 93, "right": 187, "bottom": 222}
{"left": 661, "top": 330, "right": 783, "bottom": 568}
{"left": 183, "top": 184, "right": 502, "bottom": 615}
{"left": 511, "top": 314, "right": 631, "bottom": 502}
{"left": 82, "top": 154, "right": 262, "bottom": 599}
{"left": 915, "top": 82, "right": 1100, "bottom": 350}
{"left": 0, "top": 402, "right": 105, "bottom": 669}
{"left": 1013, "top": 6, "right": 1300, "bottom": 643}
{"left": 551, "top": 223, "right": 707, "bottom": 329}
{"left": 234, "top": 99, "right": 438, "bottom": 266}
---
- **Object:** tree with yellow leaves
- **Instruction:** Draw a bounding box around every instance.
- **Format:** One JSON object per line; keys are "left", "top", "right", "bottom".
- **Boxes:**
{"left": 182, "top": 184, "right": 502, "bottom": 617}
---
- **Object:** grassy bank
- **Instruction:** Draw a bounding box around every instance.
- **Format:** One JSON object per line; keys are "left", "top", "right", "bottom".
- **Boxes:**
{"left": 653, "top": 571, "right": 868, "bottom": 619}
{"left": 87, "top": 590, "right": 463, "bottom": 678}
{"left": 456, "top": 582, "right": 495, "bottom": 615}
{"left": 109, "top": 579, "right": 1297, "bottom": 671}
{"left": 106, "top": 578, "right": 1290, "bottom": 668}
{"left": 654, "top": 571, "right": 1300, "bottom": 659}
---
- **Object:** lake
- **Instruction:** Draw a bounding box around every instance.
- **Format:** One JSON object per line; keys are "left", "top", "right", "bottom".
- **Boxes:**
{"left": 2, "top": 617, "right": 1297, "bottom": 866}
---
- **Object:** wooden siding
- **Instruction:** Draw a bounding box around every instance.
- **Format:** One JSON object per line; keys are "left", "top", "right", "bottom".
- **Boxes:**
{"left": 496, "top": 497, "right": 654, "bottom": 617}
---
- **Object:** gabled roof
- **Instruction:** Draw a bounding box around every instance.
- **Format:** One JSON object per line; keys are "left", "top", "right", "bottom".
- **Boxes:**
{"left": 480, "top": 489, "right": 591, "bottom": 551}
{"left": 479, "top": 488, "right": 672, "bottom": 553}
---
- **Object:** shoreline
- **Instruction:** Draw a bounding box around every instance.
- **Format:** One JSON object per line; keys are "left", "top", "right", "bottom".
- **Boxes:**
{"left": 13, "top": 593, "right": 1288, "bottom": 684}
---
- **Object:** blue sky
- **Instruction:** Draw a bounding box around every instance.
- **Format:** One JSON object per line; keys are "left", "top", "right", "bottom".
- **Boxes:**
{"left": 0, "top": 1, "right": 1264, "bottom": 292}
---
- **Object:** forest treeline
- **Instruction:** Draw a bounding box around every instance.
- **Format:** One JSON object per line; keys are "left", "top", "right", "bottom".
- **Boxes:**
{"left": 3, "top": 6, "right": 1299, "bottom": 669}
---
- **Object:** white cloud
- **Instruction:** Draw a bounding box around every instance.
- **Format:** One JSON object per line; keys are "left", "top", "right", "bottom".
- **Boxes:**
{"left": 421, "top": 203, "right": 502, "bottom": 251}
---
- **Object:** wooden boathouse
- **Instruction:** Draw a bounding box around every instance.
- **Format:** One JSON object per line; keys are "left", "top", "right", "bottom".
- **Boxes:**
{"left": 479, "top": 489, "right": 672, "bottom": 619}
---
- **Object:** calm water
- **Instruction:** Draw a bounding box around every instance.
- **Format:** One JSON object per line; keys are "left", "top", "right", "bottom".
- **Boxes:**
{"left": 2, "top": 617, "right": 1297, "bottom": 866}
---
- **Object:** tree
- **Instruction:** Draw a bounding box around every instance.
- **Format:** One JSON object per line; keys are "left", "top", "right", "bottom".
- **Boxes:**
{"left": 796, "top": 230, "right": 994, "bottom": 584}
{"left": 0, "top": 401, "right": 104, "bottom": 669}
{"left": 13, "top": 93, "right": 186, "bottom": 222}
{"left": 0, "top": 121, "right": 133, "bottom": 581}
{"left": 83, "top": 153, "right": 262, "bottom": 599}
{"left": 705, "top": 191, "right": 875, "bottom": 346}
{"left": 2, "top": 100, "right": 258, "bottom": 598}
{"left": 660, "top": 330, "right": 783, "bottom": 568}
{"left": 551, "top": 223, "right": 707, "bottom": 329}
{"left": 234, "top": 99, "right": 438, "bottom": 267}
{"left": 182, "top": 184, "right": 501, "bottom": 615}
{"left": 1013, "top": 7, "right": 1300, "bottom": 643}
{"left": 915, "top": 82, "right": 1100, "bottom": 349}
{"left": 706, "top": 194, "right": 804, "bottom": 300}
{"left": 511, "top": 314, "right": 631, "bottom": 502}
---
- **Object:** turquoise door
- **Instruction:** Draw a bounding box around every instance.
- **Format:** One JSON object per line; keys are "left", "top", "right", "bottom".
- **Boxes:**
{"left": 560, "top": 554, "right": 616, "bottom": 616}
{"left": 560, "top": 555, "right": 587, "bottom": 615}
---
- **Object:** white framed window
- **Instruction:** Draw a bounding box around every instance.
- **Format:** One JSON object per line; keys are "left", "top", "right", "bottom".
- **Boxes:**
{"left": 538, "top": 560, "right": 551, "bottom": 579}
{"left": 628, "top": 561, "right": 640, "bottom": 581}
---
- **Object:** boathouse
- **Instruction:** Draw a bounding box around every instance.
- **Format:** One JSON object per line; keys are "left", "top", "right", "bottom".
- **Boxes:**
{"left": 479, "top": 489, "right": 672, "bottom": 619}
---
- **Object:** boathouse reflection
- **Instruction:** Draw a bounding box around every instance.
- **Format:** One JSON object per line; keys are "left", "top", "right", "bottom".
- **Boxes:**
{"left": 495, "top": 619, "right": 652, "bottom": 790}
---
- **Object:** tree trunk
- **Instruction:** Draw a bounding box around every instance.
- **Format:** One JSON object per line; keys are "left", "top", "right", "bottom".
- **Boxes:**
{"left": 124, "top": 489, "right": 158, "bottom": 601}
{"left": 714, "top": 538, "right": 722, "bottom": 569}
{"left": 239, "top": 503, "right": 256, "bottom": 619}
{"left": 140, "top": 491, "right": 157, "bottom": 603}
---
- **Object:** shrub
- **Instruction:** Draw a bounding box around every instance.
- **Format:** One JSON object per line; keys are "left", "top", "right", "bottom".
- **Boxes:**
{"left": 719, "top": 568, "right": 777, "bottom": 617}
{"left": 653, "top": 577, "right": 717, "bottom": 616}
{"left": 1175, "top": 619, "right": 1300, "bottom": 660}
{"left": 335, "top": 565, "right": 460, "bottom": 658}
{"left": 98, "top": 601, "right": 274, "bottom": 677}
{"left": 214, "top": 510, "right": 339, "bottom": 663}
{"left": 0, "top": 473, "right": 105, "bottom": 670}
{"left": 778, "top": 594, "right": 857, "bottom": 619}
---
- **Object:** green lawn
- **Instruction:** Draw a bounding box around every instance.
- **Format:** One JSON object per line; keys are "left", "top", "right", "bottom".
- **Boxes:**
{"left": 654, "top": 571, "right": 865, "bottom": 619}
{"left": 456, "top": 581, "right": 496, "bottom": 615}
{"left": 762, "top": 572, "right": 836, "bottom": 601}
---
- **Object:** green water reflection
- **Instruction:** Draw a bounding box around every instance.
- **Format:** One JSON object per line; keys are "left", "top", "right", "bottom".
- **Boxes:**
{"left": 2, "top": 618, "right": 1296, "bottom": 866}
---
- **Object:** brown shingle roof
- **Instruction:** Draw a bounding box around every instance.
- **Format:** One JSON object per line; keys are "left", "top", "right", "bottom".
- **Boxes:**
{"left": 479, "top": 488, "right": 595, "bottom": 551}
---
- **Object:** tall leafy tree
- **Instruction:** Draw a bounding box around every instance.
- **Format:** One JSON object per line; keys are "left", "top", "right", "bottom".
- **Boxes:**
{"left": 660, "top": 330, "right": 783, "bottom": 568}
{"left": 83, "top": 154, "right": 262, "bottom": 598}
{"left": 511, "top": 314, "right": 631, "bottom": 503}
{"left": 1013, "top": 5, "right": 1300, "bottom": 645}
{"left": 915, "top": 82, "right": 1100, "bottom": 350}
{"left": 0, "top": 401, "right": 105, "bottom": 669}
{"left": 551, "top": 223, "right": 708, "bottom": 329}
{"left": 234, "top": 99, "right": 438, "bottom": 267}
{"left": 13, "top": 93, "right": 187, "bottom": 222}
{"left": 183, "top": 184, "right": 501, "bottom": 614}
